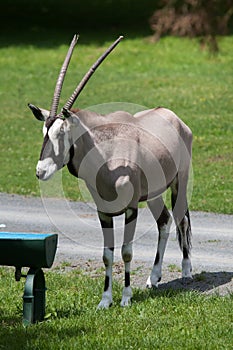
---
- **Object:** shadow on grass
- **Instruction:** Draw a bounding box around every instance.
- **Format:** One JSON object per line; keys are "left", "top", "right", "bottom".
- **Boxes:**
{"left": 0, "top": 322, "right": 91, "bottom": 350}
{"left": 0, "top": 310, "right": 21, "bottom": 327}
{"left": 0, "top": 301, "right": 86, "bottom": 327}
{"left": 133, "top": 271, "right": 233, "bottom": 303}
{"left": 0, "top": 24, "right": 153, "bottom": 48}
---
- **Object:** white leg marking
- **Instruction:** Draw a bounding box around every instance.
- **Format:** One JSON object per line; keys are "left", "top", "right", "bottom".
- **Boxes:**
{"left": 182, "top": 258, "right": 192, "bottom": 279}
{"left": 97, "top": 290, "right": 113, "bottom": 309}
{"left": 120, "top": 286, "right": 133, "bottom": 307}
{"left": 146, "top": 264, "right": 162, "bottom": 289}
{"left": 97, "top": 248, "right": 113, "bottom": 309}
{"left": 121, "top": 243, "right": 133, "bottom": 306}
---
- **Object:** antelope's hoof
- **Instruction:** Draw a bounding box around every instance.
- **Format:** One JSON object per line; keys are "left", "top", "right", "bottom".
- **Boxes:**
{"left": 120, "top": 286, "right": 133, "bottom": 307}
{"left": 97, "top": 300, "right": 113, "bottom": 309}
{"left": 97, "top": 292, "right": 113, "bottom": 309}
{"left": 120, "top": 297, "right": 132, "bottom": 307}
{"left": 146, "top": 283, "right": 158, "bottom": 290}
{"left": 146, "top": 276, "right": 160, "bottom": 289}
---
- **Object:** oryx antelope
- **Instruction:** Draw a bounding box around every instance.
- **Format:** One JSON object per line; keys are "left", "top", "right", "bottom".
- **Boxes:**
{"left": 28, "top": 35, "right": 193, "bottom": 308}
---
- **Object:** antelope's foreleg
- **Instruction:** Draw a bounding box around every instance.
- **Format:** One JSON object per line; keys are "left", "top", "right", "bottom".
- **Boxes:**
{"left": 121, "top": 208, "right": 138, "bottom": 307}
{"left": 97, "top": 212, "right": 114, "bottom": 309}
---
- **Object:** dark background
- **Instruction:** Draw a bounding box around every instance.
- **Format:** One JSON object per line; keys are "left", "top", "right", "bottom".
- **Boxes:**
{"left": 0, "top": 0, "right": 157, "bottom": 46}
{"left": 1, "top": 1, "right": 232, "bottom": 47}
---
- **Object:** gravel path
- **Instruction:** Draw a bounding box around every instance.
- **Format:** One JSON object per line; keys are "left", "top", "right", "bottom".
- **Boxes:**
{"left": 0, "top": 193, "right": 232, "bottom": 295}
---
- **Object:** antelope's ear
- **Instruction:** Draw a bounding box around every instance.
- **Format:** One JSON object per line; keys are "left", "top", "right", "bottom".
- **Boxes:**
{"left": 28, "top": 103, "right": 50, "bottom": 121}
{"left": 62, "top": 108, "right": 80, "bottom": 126}
{"left": 62, "top": 107, "right": 72, "bottom": 119}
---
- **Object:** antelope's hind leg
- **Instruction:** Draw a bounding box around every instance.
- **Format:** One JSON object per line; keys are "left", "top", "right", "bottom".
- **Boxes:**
{"left": 146, "top": 197, "right": 172, "bottom": 288}
{"left": 97, "top": 212, "right": 114, "bottom": 309}
{"left": 171, "top": 176, "right": 192, "bottom": 281}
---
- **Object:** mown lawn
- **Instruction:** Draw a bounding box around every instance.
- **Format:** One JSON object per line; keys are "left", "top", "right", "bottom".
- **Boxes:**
{"left": 0, "top": 34, "right": 232, "bottom": 213}
{"left": 0, "top": 267, "right": 232, "bottom": 350}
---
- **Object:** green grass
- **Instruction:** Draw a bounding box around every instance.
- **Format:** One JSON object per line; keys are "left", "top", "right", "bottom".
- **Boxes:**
{"left": 0, "top": 34, "right": 232, "bottom": 213}
{"left": 0, "top": 266, "right": 232, "bottom": 350}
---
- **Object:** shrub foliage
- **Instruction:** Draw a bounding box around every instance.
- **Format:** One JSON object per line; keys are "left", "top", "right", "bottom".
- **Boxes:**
{"left": 150, "top": 0, "right": 233, "bottom": 51}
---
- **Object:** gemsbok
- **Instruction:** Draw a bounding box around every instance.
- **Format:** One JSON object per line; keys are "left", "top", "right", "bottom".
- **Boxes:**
{"left": 28, "top": 35, "right": 193, "bottom": 308}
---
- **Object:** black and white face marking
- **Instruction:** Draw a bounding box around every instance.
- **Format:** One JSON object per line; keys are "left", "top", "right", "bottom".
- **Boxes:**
{"left": 36, "top": 118, "right": 71, "bottom": 180}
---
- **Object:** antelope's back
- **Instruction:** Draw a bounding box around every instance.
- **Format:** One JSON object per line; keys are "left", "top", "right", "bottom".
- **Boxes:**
{"left": 135, "top": 107, "right": 192, "bottom": 152}
{"left": 134, "top": 107, "right": 192, "bottom": 185}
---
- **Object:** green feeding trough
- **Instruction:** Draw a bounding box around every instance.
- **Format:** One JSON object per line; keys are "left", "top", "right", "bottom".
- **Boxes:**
{"left": 0, "top": 232, "right": 58, "bottom": 326}
{"left": 0, "top": 232, "right": 57, "bottom": 268}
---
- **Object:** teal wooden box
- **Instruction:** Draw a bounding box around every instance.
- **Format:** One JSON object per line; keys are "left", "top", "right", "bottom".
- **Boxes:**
{"left": 0, "top": 232, "right": 58, "bottom": 325}
{"left": 0, "top": 232, "right": 58, "bottom": 268}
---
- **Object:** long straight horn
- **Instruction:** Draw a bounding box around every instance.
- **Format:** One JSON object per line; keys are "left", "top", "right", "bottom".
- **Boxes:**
{"left": 63, "top": 35, "right": 124, "bottom": 111}
{"left": 49, "top": 34, "right": 79, "bottom": 118}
